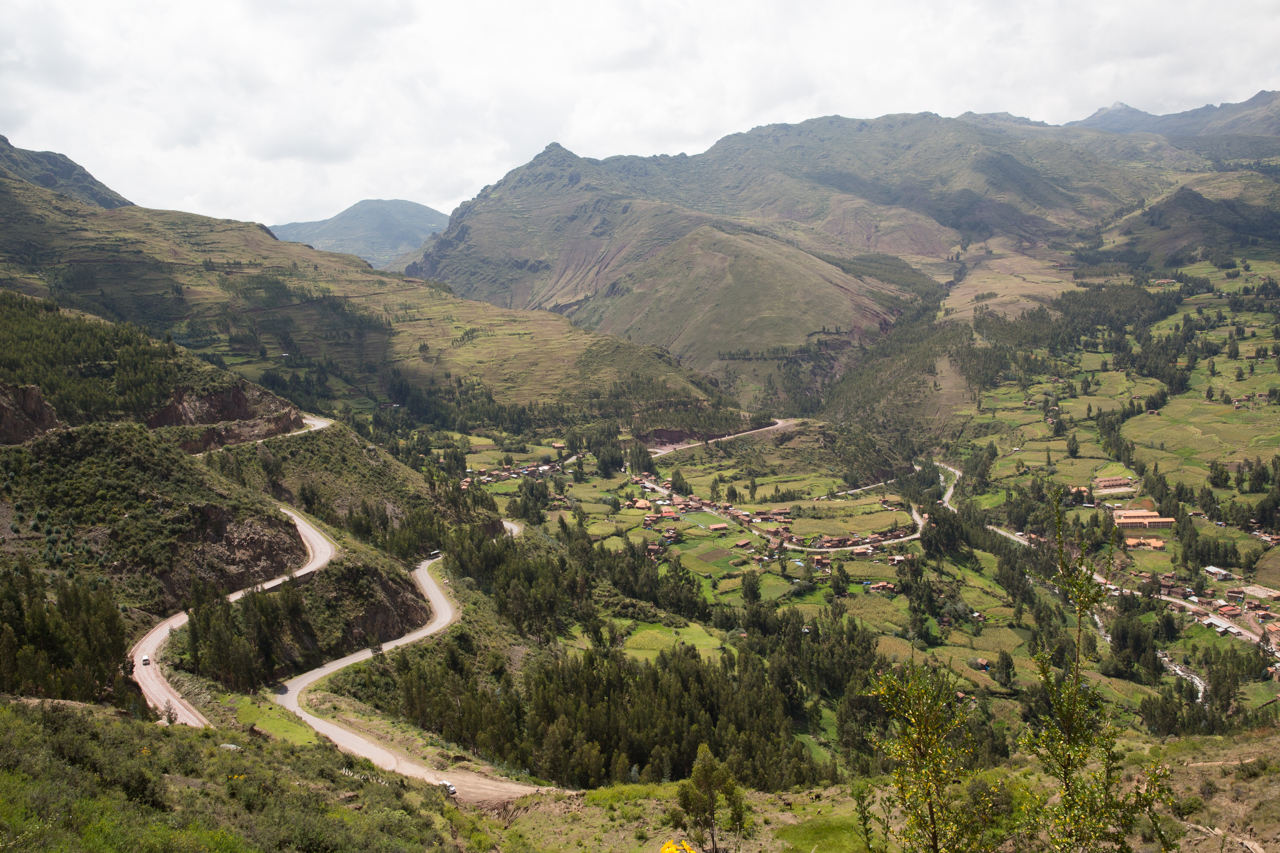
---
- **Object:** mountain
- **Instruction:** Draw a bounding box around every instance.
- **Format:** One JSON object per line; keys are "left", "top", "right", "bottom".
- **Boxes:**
{"left": 0, "top": 133, "right": 132, "bottom": 208}
{"left": 0, "top": 163, "right": 727, "bottom": 425}
{"left": 393, "top": 113, "right": 1170, "bottom": 374}
{"left": 1068, "top": 90, "right": 1280, "bottom": 136}
{"left": 271, "top": 198, "right": 449, "bottom": 267}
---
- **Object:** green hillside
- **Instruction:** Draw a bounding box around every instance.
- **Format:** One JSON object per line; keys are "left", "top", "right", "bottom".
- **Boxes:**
{"left": 0, "top": 133, "right": 132, "bottom": 209}
{"left": 271, "top": 198, "right": 449, "bottom": 268}
{"left": 0, "top": 293, "right": 491, "bottom": 706}
{"left": 0, "top": 169, "right": 734, "bottom": 433}
{"left": 395, "top": 113, "right": 1183, "bottom": 382}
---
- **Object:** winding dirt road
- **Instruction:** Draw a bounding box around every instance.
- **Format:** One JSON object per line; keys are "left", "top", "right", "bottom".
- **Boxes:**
{"left": 128, "top": 506, "right": 338, "bottom": 727}
{"left": 133, "top": 430, "right": 539, "bottom": 805}
{"left": 131, "top": 416, "right": 336, "bottom": 727}
{"left": 649, "top": 418, "right": 799, "bottom": 457}
{"left": 270, "top": 537, "right": 544, "bottom": 805}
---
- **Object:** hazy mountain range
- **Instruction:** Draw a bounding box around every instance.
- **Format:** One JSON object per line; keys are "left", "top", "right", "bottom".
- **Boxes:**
{"left": 1068, "top": 89, "right": 1280, "bottom": 137}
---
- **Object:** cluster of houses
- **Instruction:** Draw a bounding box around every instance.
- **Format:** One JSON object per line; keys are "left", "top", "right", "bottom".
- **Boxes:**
{"left": 1123, "top": 566, "right": 1280, "bottom": 643}
{"left": 460, "top": 460, "right": 563, "bottom": 491}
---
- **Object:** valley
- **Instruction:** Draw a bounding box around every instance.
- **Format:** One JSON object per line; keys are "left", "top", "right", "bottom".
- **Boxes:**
{"left": 6, "top": 92, "right": 1280, "bottom": 852}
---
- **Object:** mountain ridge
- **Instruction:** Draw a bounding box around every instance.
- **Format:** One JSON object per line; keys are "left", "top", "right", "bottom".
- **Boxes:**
{"left": 393, "top": 112, "right": 1171, "bottom": 377}
{"left": 0, "top": 133, "right": 132, "bottom": 209}
{"left": 1067, "top": 89, "right": 1280, "bottom": 136}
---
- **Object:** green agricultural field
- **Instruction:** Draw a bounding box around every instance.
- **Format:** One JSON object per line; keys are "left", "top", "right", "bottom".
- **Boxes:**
{"left": 623, "top": 621, "right": 724, "bottom": 663}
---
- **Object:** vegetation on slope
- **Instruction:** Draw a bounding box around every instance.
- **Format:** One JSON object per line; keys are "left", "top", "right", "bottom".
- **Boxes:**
{"left": 0, "top": 133, "right": 132, "bottom": 209}
{"left": 0, "top": 168, "right": 728, "bottom": 437}
{"left": 0, "top": 701, "right": 454, "bottom": 852}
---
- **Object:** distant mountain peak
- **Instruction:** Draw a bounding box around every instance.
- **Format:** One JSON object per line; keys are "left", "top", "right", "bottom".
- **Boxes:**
{"left": 1067, "top": 90, "right": 1280, "bottom": 136}
{"left": 270, "top": 199, "right": 449, "bottom": 269}
{"left": 956, "top": 111, "right": 1049, "bottom": 128}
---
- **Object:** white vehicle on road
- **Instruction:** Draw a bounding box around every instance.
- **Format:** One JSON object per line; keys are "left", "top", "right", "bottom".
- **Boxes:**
{"left": 141, "top": 655, "right": 150, "bottom": 666}
{"left": 440, "top": 781, "right": 456, "bottom": 797}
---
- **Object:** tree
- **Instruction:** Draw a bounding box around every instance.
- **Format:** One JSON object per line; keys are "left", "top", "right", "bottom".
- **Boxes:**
{"left": 257, "top": 444, "right": 283, "bottom": 487}
{"left": 748, "top": 476, "right": 758, "bottom": 501}
{"left": 676, "top": 744, "right": 745, "bottom": 853}
{"left": 832, "top": 562, "right": 850, "bottom": 597}
{"left": 991, "top": 650, "right": 1016, "bottom": 688}
{"left": 873, "top": 660, "right": 991, "bottom": 853}
{"left": 740, "top": 570, "right": 761, "bottom": 606}
{"left": 629, "top": 441, "right": 657, "bottom": 475}
{"left": 670, "top": 469, "right": 690, "bottom": 496}
{"left": 1021, "top": 497, "right": 1174, "bottom": 851}
{"left": 1066, "top": 433, "right": 1080, "bottom": 459}
{"left": 921, "top": 506, "right": 964, "bottom": 557}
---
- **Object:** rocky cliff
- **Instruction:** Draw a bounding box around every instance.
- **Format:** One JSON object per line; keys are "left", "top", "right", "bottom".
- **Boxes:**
{"left": 0, "top": 383, "right": 61, "bottom": 444}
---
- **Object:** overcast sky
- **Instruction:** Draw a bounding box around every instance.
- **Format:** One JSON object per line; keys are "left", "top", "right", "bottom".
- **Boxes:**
{"left": 4, "top": 0, "right": 1279, "bottom": 225}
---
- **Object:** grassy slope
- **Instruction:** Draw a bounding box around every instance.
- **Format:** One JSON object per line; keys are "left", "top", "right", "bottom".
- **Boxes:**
{"left": 0, "top": 134, "right": 132, "bottom": 209}
{"left": 0, "top": 172, "right": 716, "bottom": 411}
{"left": 0, "top": 700, "right": 458, "bottom": 852}
{"left": 399, "top": 113, "right": 1181, "bottom": 377}
{"left": 1102, "top": 170, "right": 1280, "bottom": 266}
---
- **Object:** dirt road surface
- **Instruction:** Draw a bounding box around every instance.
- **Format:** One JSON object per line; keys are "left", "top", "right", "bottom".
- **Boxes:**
{"left": 649, "top": 419, "right": 799, "bottom": 457}
{"left": 129, "top": 505, "right": 339, "bottom": 727}
{"left": 271, "top": 520, "right": 543, "bottom": 805}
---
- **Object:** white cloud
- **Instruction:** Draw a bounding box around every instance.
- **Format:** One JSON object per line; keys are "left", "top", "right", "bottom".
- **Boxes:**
{"left": 3, "top": 0, "right": 1279, "bottom": 224}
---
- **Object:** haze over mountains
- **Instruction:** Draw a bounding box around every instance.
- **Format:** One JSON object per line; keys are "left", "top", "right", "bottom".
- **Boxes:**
{"left": 271, "top": 199, "right": 449, "bottom": 268}
{"left": 1068, "top": 89, "right": 1280, "bottom": 137}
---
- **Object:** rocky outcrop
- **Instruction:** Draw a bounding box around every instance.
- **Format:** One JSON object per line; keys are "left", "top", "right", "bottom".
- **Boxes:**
{"left": 153, "top": 508, "right": 308, "bottom": 610}
{"left": 146, "top": 382, "right": 296, "bottom": 429}
{"left": 273, "top": 556, "right": 430, "bottom": 668}
{"left": 0, "top": 383, "right": 61, "bottom": 444}
{"left": 173, "top": 411, "right": 305, "bottom": 454}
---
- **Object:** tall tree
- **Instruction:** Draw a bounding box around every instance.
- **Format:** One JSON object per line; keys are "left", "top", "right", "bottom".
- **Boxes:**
{"left": 1021, "top": 498, "right": 1174, "bottom": 851}
{"left": 873, "top": 660, "right": 991, "bottom": 853}
{"left": 676, "top": 744, "right": 745, "bottom": 853}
